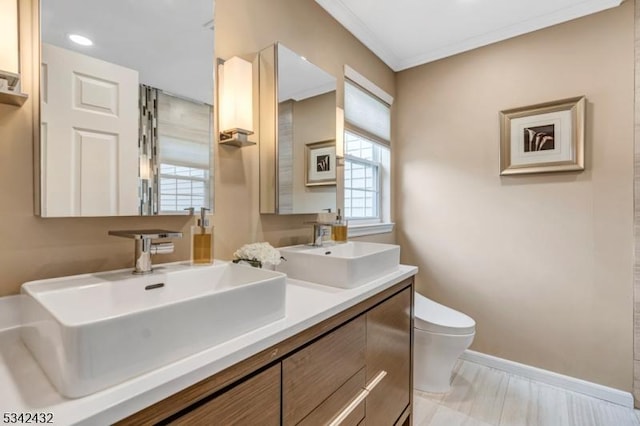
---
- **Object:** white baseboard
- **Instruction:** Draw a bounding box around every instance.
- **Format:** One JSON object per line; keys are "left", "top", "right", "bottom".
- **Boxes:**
{"left": 460, "top": 350, "right": 634, "bottom": 408}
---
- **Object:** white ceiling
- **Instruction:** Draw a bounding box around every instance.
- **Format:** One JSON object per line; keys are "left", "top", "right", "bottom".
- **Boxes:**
{"left": 278, "top": 44, "right": 336, "bottom": 102}
{"left": 41, "top": 0, "right": 214, "bottom": 104}
{"left": 316, "top": 0, "right": 623, "bottom": 71}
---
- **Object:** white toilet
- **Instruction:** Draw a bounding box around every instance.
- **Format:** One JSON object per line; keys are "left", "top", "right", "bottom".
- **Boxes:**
{"left": 414, "top": 292, "right": 476, "bottom": 393}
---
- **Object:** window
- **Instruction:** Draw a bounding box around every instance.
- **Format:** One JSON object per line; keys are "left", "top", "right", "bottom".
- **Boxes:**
{"left": 343, "top": 76, "right": 392, "bottom": 226}
{"left": 159, "top": 163, "right": 208, "bottom": 213}
{"left": 344, "top": 132, "right": 383, "bottom": 219}
{"left": 157, "top": 135, "right": 211, "bottom": 213}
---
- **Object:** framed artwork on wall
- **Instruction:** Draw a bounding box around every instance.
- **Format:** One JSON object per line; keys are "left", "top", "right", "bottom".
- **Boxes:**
{"left": 499, "top": 96, "right": 586, "bottom": 175}
{"left": 305, "top": 140, "right": 336, "bottom": 186}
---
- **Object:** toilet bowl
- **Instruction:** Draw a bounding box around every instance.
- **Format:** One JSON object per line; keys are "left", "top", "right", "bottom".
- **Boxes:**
{"left": 414, "top": 292, "right": 475, "bottom": 393}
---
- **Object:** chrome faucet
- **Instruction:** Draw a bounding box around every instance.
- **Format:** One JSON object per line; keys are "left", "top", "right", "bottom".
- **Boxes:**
{"left": 108, "top": 229, "right": 182, "bottom": 274}
{"left": 308, "top": 222, "right": 333, "bottom": 247}
{"left": 305, "top": 208, "right": 336, "bottom": 247}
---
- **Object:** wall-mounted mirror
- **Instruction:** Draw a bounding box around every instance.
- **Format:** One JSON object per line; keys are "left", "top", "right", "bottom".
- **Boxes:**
{"left": 259, "top": 43, "right": 337, "bottom": 215}
{"left": 35, "top": 0, "right": 214, "bottom": 217}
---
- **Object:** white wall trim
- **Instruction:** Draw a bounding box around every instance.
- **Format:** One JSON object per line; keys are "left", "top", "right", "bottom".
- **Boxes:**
{"left": 316, "top": 0, "right": 401, "bottom": 71}
{"left": 460, "top": 350, "right": 634, "bottom": 408}
{"left": 395, "top": 0, "right": 623, "bottom": 71}
{"left": 348, "top": 222, "right": 394, "bottom": 238}
{"left": 318, "top": 0, "right": 622, "bottom": 72}
{"left": 344, "top": 65, "right": 394, "bottom": 105}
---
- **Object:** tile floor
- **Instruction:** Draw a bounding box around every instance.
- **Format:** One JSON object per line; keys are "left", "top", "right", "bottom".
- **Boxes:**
{"left": 413, "top": 360, "right": 640, "bottom": 426}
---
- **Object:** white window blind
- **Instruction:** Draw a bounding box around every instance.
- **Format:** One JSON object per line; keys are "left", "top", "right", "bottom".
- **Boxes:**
{"left": 344, "top": 80, "right": 391, "bottom": 146}
{"left": 158, "top": 136, "right": 210, "bottom": 169}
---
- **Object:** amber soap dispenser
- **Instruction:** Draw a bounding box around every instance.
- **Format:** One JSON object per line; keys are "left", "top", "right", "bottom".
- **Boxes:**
{"left": 191, "top": 207, "right": 213, "bottom": 265}
{"left": 331, "top": 208, "right": 348, "bottom": 243}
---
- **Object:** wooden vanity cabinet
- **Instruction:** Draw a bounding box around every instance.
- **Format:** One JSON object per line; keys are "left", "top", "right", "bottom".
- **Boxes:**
{"left": 291, "top": 287, "right": 412, "bottom": 426}
{"left": 117, "top": 278, "right": 413, "bottom": 426}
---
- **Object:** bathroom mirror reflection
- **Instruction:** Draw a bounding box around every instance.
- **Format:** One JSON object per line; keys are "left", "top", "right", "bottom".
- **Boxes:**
{"left": 36, "top": 0, "right": 214, "bottom": 217}
{"left": 259, "top": 43, "right": 338, "bottom": 215}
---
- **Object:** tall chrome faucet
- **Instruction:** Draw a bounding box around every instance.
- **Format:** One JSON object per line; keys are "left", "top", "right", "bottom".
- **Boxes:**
{"left": 308, "top": 222, "right": 333, "bottom": 247}
{"left": 108, "top": 229, "right": 182, "bottom": 274}
{"left": 307, "top": 209, "right": 336, "bottom": 247}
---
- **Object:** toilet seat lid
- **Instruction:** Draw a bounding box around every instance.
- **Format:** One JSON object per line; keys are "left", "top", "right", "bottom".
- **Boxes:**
{"left": 414, "top": 292, "right": 475, "bottom": 335}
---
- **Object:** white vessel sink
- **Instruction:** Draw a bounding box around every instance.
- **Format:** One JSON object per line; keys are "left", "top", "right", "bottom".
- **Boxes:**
{"left": 277, "top": 241, "right": 400, "bottom": 288}
{"left": 20, "top": 262, "right": 286, "bottom": 398}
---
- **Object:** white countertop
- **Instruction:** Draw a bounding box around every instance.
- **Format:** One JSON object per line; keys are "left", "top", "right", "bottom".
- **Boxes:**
{"left": 0, "top": 265, "right": 417, "bottom": 426}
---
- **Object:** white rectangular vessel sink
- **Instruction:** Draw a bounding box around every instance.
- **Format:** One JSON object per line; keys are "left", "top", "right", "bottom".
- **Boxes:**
{"left": 277, "top": 242, "right": 400, "bottom": 288}
{"left": 20, "top": 262, "right": 286, "bottom": 398}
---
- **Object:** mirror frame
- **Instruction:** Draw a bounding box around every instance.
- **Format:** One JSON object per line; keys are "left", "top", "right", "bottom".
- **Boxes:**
{"left": 258, "top": 44, "right": 277, "bottom": 214}
{"left": 31, "top": 0, "right": 42, "bottom": 216}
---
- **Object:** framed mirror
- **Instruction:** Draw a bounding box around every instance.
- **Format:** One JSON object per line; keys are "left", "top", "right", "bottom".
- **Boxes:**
{"left": 35, "top": 0, "right": 214, "bottom": 217}
{"left": 259, "top": 43, "right": 337, "bottom": 215}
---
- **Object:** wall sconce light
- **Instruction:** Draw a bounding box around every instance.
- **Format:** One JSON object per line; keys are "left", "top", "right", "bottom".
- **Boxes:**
{"left": 0, "top": 0, "right": 27, "bottom": 107}
{"left": 218, "top": 56, "right": 255, "bottom": 146}
{"left": 0, "top": 0, "right": 19, "bottom": 74}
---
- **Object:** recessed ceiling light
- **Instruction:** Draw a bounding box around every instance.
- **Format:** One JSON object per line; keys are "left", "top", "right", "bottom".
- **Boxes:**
{"left": 68, "top": 34, "right": 93, "bottom": 46}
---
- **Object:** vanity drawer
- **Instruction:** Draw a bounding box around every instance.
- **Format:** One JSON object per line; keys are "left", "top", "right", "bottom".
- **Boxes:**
{"left": 168, "top": 364, "right": 280, "bottom": 426}
{"left": 298, "top": 368, "right": 365, "bottom": 426}
{"left": 283, "top": 315, "right": 366, "bottom": 425}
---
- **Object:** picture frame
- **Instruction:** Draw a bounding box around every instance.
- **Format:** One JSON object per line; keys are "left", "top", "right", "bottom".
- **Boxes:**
{"left": 499, "top": 96, "right": 586, "bottom": 175}
{"left": 305, "top": 140, "right": 336, "bottom": 186}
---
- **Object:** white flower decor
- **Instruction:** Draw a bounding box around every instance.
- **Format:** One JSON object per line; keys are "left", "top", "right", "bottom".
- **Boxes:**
{"left": 232, "top": 242, "right": 283, "bottom": 268}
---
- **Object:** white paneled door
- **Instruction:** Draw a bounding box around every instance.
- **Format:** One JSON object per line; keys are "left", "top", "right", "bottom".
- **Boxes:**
{"left": 41, "top": 43, "right": 139, "bottom": 216}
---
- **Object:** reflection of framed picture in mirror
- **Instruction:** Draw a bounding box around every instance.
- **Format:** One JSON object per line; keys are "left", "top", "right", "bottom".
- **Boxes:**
{"left": 305, "top": 140, "right": 336, "bottom": 186}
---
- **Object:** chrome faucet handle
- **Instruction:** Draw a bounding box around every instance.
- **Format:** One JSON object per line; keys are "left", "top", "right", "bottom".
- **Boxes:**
{"left": 108, "top": 229, "right": 183, "bottom": 240}
{"left": 302, "top": 220, "right": 335, "bottom": 225}
{"left": 108, "top": 229, "right": 182, "bottom": 274}
{"left": 150, "top": 242, "right": 175, "bottom": 255}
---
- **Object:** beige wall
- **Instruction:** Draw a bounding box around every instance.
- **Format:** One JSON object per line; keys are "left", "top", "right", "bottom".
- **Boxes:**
{"left": 0, "top": 0, "right": 395, "bottom": 296}
{"left": 397, "top": 2, "right": 634, "bottom": 391}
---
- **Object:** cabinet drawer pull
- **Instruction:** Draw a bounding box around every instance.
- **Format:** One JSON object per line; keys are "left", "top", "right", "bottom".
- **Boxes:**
{"left": 364, "top": 370, "right": 387, "bottom": 392}
{"left": 328, "top": 370, "right": 387, "bottom": 426}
